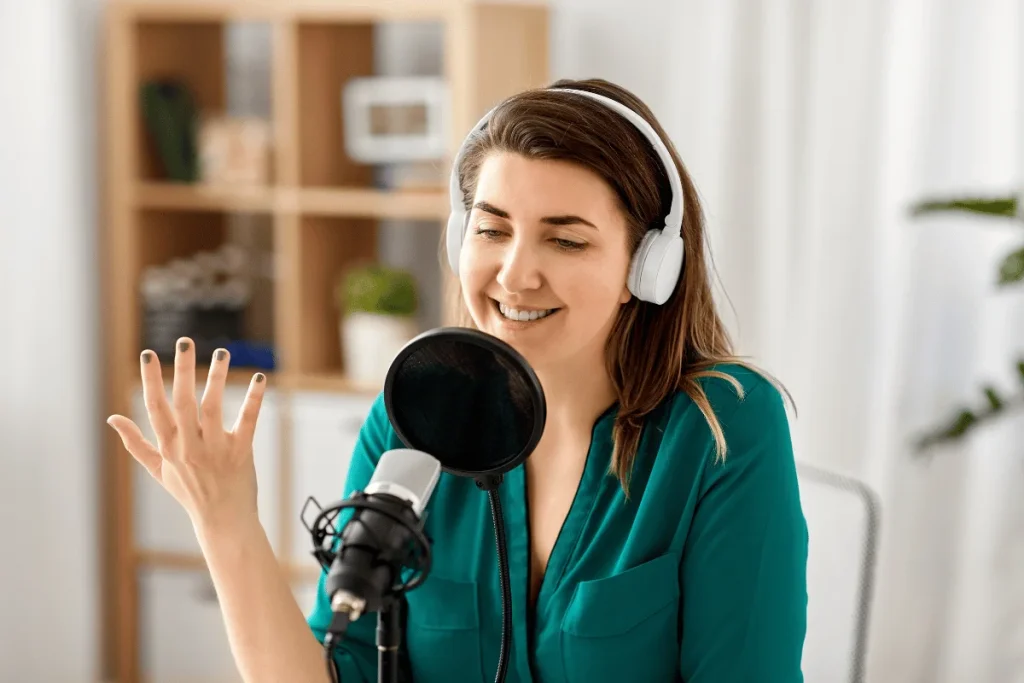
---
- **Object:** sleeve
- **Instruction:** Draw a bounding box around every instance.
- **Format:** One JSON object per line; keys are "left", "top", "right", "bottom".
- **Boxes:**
{"left": 677, "top": 380, "right": 808, "bottom": 682}
{"left": 306, "top": 392, "right": 391, "bottom": 682}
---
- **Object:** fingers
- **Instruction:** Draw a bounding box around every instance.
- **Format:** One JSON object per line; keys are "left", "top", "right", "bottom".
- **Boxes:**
{"left": 232, "top": 372, "right": 267, "bottom": 443}
{"left": 107, "top": 415, "right": 162, "bottom": 479}
{"left": 201, "top": 348, "right": 230, "bottom": 433}
{"left": 140, "top": 349, "right": 176, "bottom": 450}
{"left": 172, "top": 338, "right": 201, "bottom": 442}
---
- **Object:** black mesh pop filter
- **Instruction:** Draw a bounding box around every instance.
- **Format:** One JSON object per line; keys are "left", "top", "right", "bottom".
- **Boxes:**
{"left": 383, "top": 327, "right": 546, "bottom": 485}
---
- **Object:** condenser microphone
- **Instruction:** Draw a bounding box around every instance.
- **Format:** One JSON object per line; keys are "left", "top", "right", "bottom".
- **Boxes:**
{"left": 322, "top": 448, "right": 441, "bottom": 621}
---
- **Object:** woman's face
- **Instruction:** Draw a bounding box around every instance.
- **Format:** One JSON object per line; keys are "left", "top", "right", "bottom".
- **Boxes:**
{"left": 459, "top": 152, "right": 633, "bottom": 373}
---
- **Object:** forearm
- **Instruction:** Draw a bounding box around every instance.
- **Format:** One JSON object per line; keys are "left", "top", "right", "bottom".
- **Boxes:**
{"left": 196, "top": 514, "right": 330, "bottom": 683}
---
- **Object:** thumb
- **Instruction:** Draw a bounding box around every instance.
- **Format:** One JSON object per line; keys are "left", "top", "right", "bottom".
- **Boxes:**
{"left": 107, "top": 415, "right": 163, "bottom": 479}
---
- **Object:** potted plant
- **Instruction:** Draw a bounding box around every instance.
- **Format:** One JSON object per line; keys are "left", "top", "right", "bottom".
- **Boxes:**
{"left": 335, "top": 263, "right": 419, "bottom": 385}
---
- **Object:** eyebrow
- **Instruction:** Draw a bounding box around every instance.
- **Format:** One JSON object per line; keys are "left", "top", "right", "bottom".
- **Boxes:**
{"left": 473, "top": 201, "right": 598, "bottom": 229}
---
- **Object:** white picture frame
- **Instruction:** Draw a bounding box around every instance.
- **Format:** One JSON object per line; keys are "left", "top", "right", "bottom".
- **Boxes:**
{"left": 342, "top": 76, "right": 449, "bottom": 163}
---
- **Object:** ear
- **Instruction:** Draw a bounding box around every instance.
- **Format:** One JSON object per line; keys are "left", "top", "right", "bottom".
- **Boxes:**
{"left": 619, "top": 282, "right": 632, "bottom": 304}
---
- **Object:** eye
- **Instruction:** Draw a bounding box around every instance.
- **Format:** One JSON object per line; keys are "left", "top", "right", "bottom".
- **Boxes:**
{"left": 474, "top": 227, "right": 506, "bottom": 240}
{"left": 553, "top": 238, "right": 586, "bottom": 251}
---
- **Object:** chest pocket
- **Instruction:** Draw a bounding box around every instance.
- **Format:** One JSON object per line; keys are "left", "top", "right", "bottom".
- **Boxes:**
{"left": 405, "top": 574, "right": 486, "bottom": 683}
{"left": 559, "top": 552, "right": 680, "bottom": 683}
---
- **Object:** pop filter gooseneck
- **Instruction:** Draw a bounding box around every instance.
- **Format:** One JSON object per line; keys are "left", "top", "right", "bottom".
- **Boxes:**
{"left": 383, "top": 327, "right": 546, "bottom": 683}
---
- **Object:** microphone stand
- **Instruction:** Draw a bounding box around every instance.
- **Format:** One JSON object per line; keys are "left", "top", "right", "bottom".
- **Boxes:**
{"left": 377, "top": 596, "right": 402, "bottom": 683}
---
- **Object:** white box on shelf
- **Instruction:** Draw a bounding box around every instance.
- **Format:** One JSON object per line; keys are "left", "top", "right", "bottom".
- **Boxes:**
{"left": 138, "top": 567, "right": 241, "bottom": 683}
{"left": 289, "top": 391, "right": 375, "bottom": 567}
{"left": 342, "top": 76, "right": 449, "bottom": 164}
{"left": 131, "top": 384, "right": 281, "bottom": 556}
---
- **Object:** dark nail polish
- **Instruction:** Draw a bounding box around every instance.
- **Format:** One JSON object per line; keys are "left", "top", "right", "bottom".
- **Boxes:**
{"left": 255, "top": 373, "right": 265, "bottom": 383}
{"left": 141, "top": 351, "right": 152, "bottom": 364}
{"left": 215, "top": 349, "right": 226, "bottom": 361}
{"left": 178, "top": 341, "right": 190, "bottom": 352}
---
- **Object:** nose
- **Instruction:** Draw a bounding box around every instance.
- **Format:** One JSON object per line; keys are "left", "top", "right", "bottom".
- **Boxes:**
{"left": 495, "top": 238, "right": 543, "bottom": 293}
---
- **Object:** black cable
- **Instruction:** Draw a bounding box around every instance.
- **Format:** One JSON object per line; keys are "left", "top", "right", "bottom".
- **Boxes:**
{"left": 323, "top": 611, "right": 350, "bottom": 683}
{"left": 488, "top": 489, "right": 512, "bottom": 683}
{"left": 324, "top": 632, "right": 340, "bottom": 683}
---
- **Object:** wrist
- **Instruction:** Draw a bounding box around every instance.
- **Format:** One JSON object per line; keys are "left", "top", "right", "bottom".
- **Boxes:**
{"left": 193, "top": 508, "right": 265, "bottom": 550}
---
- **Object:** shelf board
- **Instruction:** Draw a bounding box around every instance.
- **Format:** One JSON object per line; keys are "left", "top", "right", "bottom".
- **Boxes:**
{"left": 126, "top": 363, "right": 388, "bottom": 396}
{"left": 114, "top": 0, "right": 461, "bottom": 22}
{"left": 133, "top": 367, "right": 381, "bottom": 396}
{"left": 133, "top": 182, "right": 448, "bottom": 220}
{"left": 294, "top": 187, "right": 449, "bottom": 220}
{"left": 136, "top": 182, "right": 276, "bottom": 213}
{"left": 135, "top": 549, "right": 321, "bottom": 581}
{"left": 280, "top": 372, "right": 382, "bottom": 395}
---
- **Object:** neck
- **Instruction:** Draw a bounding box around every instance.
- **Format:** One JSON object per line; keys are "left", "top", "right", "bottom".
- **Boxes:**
{"left": 533, "top": 353, "right": 617, "bottom": 437}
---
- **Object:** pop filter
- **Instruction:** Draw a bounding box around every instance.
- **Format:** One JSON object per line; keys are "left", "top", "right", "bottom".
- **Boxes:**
{"left": 383, "top": 327, "right": 546, "bottom": 489}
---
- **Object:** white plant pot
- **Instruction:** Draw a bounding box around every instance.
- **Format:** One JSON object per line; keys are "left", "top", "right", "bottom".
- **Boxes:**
{"left": 341, "top": 312, "right": 419, "bottom": 386}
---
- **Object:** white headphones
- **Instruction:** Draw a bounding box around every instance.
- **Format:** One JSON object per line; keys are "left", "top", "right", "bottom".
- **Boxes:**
{"left": 445, "top": 88, "right": 685, "bottom": 305}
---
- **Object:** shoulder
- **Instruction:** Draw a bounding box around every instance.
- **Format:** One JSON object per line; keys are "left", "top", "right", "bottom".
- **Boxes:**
{"left": 655, "top": 363, "right": 796, "bottom": 487}
{"left": 662, "top": 363, "right": 790, "bottom": 439}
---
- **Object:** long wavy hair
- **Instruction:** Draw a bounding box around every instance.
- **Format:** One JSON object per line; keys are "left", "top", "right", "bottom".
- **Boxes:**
{"left": 445, "top": 78, "right": 792, "bottom": 494}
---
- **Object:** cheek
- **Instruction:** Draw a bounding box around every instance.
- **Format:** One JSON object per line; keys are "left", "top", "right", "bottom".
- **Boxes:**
{"left": 559, "top": 271, "right": 625, "bottom": 318}
{"left": 459, "top": 244, "right": 494, "bottom": 303}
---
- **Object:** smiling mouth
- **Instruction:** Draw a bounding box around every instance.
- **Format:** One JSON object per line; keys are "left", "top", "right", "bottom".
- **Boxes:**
{"left": 493, "top": 299, "right": 561, "bottom": 322}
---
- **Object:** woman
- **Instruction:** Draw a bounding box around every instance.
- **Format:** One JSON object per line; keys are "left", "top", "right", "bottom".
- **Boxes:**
{"left": 108, "top": 78, "right": 808, "bottom": 682}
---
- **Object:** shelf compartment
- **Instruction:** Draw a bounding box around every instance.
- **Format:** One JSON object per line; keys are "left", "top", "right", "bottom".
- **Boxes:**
{"left": 134, "top": 19, "right": 275, "bottom": 187}
{"left": 135, "top": 209, "right": 277, "bottom": 368}
{"left": 134, "top": 21, "right": 226, "bottom": 182}
{"left": 296, "top": 22, "right": 375, "bottom": 188}
{"left": 293, "top": 216, "right": 377, "bottom": 375}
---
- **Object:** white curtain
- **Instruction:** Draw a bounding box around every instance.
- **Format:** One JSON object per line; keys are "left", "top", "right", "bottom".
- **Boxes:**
{"left": 0, "top": 0, "right": 102, "bottom": 680}
{"left": 651, "top": 1, "right": 1024, "bottom": 681}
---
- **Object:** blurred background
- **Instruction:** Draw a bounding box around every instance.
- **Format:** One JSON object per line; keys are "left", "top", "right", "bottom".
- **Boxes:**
{"left": 2, "top": 0, "right": 1024, "bottom": 681}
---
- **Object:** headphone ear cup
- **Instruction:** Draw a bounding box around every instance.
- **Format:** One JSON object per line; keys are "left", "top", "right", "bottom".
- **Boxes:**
{"left": 627, "top": 229, "right": 659, "bottom": 300}
{"left": 446, "top": 210, "right": 466, "bottom": 275}
{"left": 628, "top": 228, "right": 684, "bottom": 304}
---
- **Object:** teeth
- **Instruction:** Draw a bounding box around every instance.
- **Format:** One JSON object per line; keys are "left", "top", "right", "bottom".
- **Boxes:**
{"left": 498, "top": 302, "right": 556, "bottom": 322}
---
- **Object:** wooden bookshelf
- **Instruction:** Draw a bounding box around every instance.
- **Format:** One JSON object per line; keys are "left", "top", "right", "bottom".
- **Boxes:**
{"left": 100, "top": 1, "right": 549, "bottom": 680}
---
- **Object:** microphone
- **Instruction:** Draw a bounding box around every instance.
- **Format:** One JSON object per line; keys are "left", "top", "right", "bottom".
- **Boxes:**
{"left": 303, "top": 448, "right": 440, "bottom": 683}
{"left": 324, "top": 448, "right": 441, "bottom": 620}
{"left": 304, "top": 327, "right": 546, "bottom": 683}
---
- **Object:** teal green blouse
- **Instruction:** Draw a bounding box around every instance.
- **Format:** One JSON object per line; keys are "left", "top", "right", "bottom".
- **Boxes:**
{"left": 307, "top": 364, "right": 808, "bottom": 682}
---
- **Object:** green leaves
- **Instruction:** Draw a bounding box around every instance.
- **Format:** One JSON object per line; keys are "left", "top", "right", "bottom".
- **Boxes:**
{"left": 907, "top": 194, "right": 1024, "bottom": 452}
{"left": 336, "top": 264, "right": 419, "bottom": 317}
{"left": 998, "top": 246, "right": 1024, "bottom": 285}
{"left": 910, "top": 196, "right": 1018, "bottom": 219}
{"left": 914, "top": 358, "right": 1024, "bottom": 451}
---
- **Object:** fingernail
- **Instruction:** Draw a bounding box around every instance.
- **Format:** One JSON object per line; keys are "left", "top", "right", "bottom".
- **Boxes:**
{"left": 215, "top": 349, "right": 226, "bottom": 361}
{"left": 141, "top": 351, "right": 153, "bottom": 364}
{"left": 178, "top": 340, "right": 190, "bottom": 352}
{"left": 255, "top": 373, "right": 265, "bottom": 383}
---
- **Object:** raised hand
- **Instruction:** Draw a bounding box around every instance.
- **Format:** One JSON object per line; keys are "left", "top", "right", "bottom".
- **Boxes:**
{"left": 106, "top": 337, "right": 267, "bottom": 533}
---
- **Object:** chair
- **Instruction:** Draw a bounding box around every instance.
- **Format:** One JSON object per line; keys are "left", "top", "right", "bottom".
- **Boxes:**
{"left": 797, "top": 462, "right": 881, "bottom": 683}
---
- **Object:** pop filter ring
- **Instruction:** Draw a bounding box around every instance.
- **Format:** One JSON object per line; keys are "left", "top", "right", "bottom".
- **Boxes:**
{"left": 383, "top": 326, "right": 547, "bottom": 488}
{"left": 381, "top": 326, "right": 546, "bottom": 683}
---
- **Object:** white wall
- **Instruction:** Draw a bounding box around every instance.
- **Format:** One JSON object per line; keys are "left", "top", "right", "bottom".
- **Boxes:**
{"left": 0, "top": 0, "right": 102, "bottom": 681}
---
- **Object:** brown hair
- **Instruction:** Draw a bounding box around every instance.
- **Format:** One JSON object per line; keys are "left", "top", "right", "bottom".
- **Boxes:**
{"left": 446, "top": 78, "right": 792, "bottom": 494}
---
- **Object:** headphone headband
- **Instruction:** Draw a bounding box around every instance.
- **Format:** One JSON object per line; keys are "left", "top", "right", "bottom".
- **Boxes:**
{"left": 446, "top": 87, "right": 685, "bottom": 304}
